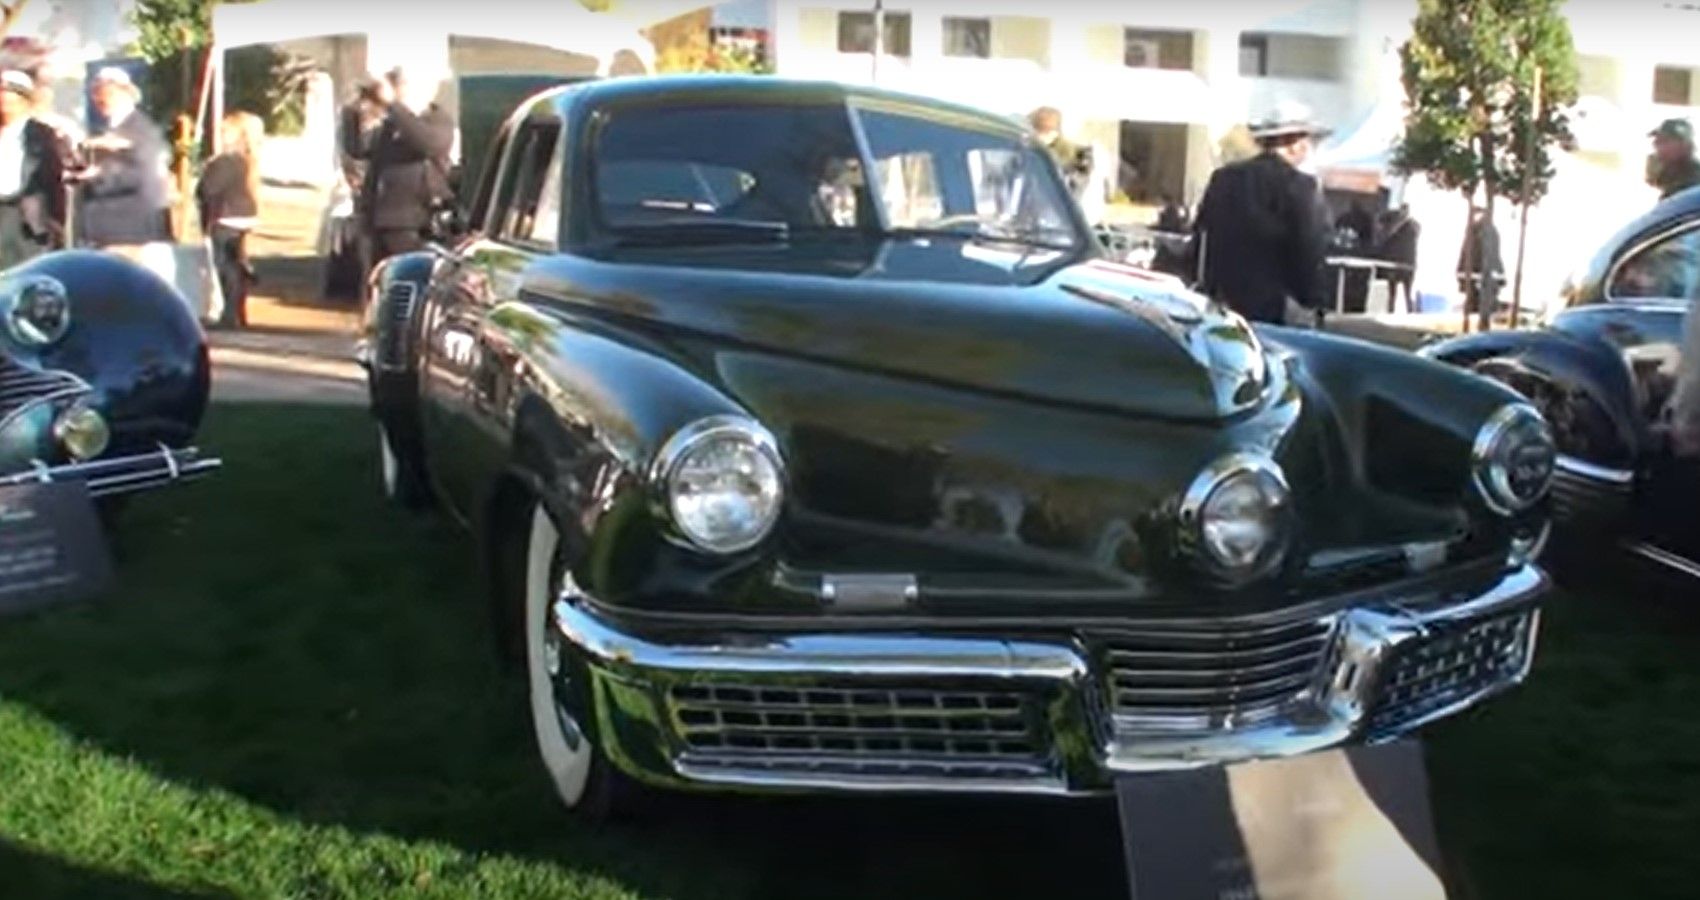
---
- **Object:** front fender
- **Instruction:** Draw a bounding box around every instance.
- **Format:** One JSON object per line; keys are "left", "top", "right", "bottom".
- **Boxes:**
{"left": 1420, "top": 329, "right": 1641, "bottom": 468}
{"left": 492, "top": 301, "right": 757, "bottom": 605}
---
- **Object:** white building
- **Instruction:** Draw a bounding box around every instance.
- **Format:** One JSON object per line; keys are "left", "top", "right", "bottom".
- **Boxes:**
{"left": 750, "top": 0, "right": 1700, "bottom": 312}
{"left": 764, "top": 0, "right": 1403, "bottom": 206}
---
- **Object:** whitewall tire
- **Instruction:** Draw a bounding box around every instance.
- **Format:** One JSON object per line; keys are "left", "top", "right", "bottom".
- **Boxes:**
{"left": 375, "top": 421, "right": 430, "bottom": 509}
{"left": 525, "top": 507, "right": 597, "bottom": 809}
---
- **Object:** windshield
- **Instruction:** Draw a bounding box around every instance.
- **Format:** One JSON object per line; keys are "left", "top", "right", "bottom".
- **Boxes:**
{"left": 590, "top": 100, "right": 1083, "bottom": 250}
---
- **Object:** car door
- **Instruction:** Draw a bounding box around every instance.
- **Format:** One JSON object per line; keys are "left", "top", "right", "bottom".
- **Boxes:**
{"left": 421, "top": 100, "right": 566, "bottom": 522}
{"left": 1602, "top": 220, "right": 1700, "bottom": 562}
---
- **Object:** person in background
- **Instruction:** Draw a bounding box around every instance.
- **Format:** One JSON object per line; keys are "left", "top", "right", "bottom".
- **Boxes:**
{"left": 1155, "top": 195, "right": 1187, "bottom": 233}
{"left": 72, "top": 66, "right": 171, "bottom": 250}
{"left": 1375, "top": 204, "right": 1421, "bottom": 312}
{"left": 197, "top": 111, "right": 263, "bottom": 329}
{"left": 1190, "top": 100, "right": 1333, "bottom": 325}
{"left": 1646, "top": 118, "right": 1700, "bottom": 201}
{"left": 1028, "top": 106, "right": 1079, "bottom": 173}
{"left": 347, "top": 67, "right": 453, "bottom": 263}
{"left": 334, "top": 76, "right": 386, "bottom": 289}
{"left": 1456, "top": 206, "right": 1504, "bottom": 316}
{"left": 0, "top": 70, "right": 68, "bottom": 266}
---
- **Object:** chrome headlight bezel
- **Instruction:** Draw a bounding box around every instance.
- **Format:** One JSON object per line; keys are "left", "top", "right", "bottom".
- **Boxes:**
{"left": 1178, "top": 452, "right": 1293, "bottom": 586}
{"left": 0, "top": 274, "right": 72, "bottom": 347}
{"left": 651, "top": 415, "right": 785, "bottom": 555}
{"left": 1471, "top": 403, "right": 1556, "bottom": 516}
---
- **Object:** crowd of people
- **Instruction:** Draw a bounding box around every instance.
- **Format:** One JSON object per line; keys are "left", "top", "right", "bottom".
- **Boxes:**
{"left": 336, "top": 67, "right": 454, "bottom": 291}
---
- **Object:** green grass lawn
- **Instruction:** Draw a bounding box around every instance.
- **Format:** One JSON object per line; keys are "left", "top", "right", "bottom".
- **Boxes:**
{"left": 0, "top": 402, "right": 1695, "bottom": 899}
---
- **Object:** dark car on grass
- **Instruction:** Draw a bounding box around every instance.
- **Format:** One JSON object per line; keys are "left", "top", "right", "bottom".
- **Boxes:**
{"left": 0, "top": 251, "right": 217, "bottom": 503}
{"left": 1419, "top": 188, "right": 1700, "bottom": 581}
{"left": 360, "top": 76, "right": 1554, "bottom": 819}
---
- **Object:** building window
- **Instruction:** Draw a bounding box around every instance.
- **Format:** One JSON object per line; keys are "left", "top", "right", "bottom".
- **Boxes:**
{"left": 839, "top": 10, "right": 912, "bottom": 57}
{"left": 943, "top": 16, "right": 990, "bottom": 59}
{"left": 1123, "top": 28, "right": 1193, "bottom": 71}
{"left": 1238, "top": 32, "right": 1341, "bottom": 81}
{"left": 1239, "top": 34, "right": 1269, "bottom": 76}
{"left": 1655, "top": 66, "right": 1695, "bottom": 105}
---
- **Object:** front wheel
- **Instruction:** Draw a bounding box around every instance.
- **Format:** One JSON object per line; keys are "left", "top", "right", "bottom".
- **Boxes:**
{"left": 522, "top": 505, "right": 637, "bottom": 822}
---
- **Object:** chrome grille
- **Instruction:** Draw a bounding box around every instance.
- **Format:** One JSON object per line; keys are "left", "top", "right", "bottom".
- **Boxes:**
{"left": 668, "top": 683, "right": 1049, "bottom": 779}
{"left": 0, "top": 358, "right": 88, "bottom": 430}
{"left": 378, "top": 282, "right": 419, "bottom": 368}
{"left": 1368, "top": 609, "right": 1536, "bottom": 736}
{"left": 1096, "top": 617, "right": 1334, "bottom": 731}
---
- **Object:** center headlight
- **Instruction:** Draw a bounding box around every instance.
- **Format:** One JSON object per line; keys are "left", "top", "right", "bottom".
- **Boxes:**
{"left": 1472, "top": 404, "right": 1556, "bottom": 515}
{"left": 1181, "top": 453, "right": 1291, "bottom": 584}
{"left": 653, "top": 415, "right": 784, "bottom": 554}
{"left": 1, "top": 274, "right": 72, "bottom": 347}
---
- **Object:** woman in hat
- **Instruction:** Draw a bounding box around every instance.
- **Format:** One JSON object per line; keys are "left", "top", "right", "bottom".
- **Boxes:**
{"left": 197, "top": 111, "right": 264, "bottom": 329}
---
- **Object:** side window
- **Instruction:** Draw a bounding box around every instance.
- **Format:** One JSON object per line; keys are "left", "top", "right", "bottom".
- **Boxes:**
{"left": 1610, "top": 225, "right": 1700, "bottom": 302}
{"left": 488, "top": 117, "right": 564, "bottom": 247}
{"left": 468, "top": 130, "right": 511, "bottom": 234}
{"left": 874, "top": 152, "right": 943, "bottom": 227}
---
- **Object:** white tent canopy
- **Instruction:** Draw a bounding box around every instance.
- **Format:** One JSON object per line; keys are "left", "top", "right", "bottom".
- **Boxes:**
{"left": 204, "top": 0, "right": 656, "bottom": 156}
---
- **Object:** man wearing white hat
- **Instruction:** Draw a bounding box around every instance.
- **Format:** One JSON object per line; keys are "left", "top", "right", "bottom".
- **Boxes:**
{"left": 1189, "top": 99, "right": 1334, "bottom": 324}
{"left": 0, "top": 70, "right": 70, "bottom": 266}
{"left": 71, "top": 66, "right": 171, "bottom": 249}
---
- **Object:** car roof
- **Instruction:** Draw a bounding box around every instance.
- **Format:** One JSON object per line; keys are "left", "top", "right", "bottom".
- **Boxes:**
{"left": 538, "top": 74, "right": 1028, "bottom": 137}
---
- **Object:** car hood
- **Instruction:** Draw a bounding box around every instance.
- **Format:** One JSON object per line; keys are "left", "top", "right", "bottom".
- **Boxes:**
{"left": 546, "top": 240, "right": 1271, "bottom": 422}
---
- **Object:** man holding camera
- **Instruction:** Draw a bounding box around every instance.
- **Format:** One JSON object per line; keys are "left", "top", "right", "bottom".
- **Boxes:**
{"left": 344, "top": 67, "right": 453, "bottom": 263}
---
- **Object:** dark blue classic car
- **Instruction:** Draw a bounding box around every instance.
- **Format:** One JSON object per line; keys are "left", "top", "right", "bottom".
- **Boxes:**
{"left": 362, "top": 76, "right": 1554, "bottom": 819}
{"left": 1422, "top": 189, "right": 1700, "bottom": 580}
{"left": 0, "top": 251, "right": 217, "bottom": 503}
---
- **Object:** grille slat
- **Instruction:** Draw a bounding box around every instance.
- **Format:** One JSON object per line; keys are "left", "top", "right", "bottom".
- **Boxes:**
{"left": 1097, "top": 618, "right": 1334, "bottom": 730}
{"left": 378, "top": 283, "right": 419, "bottom": 367}
{"left": 0, "top": 358, "right": 88, "bottom": 429}
{"left": 669, "top": 682, "right": 1047, "bottom": 780}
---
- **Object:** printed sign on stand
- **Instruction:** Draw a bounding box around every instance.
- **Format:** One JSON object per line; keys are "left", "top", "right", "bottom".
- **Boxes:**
{"left": 0, "top": 481, "right": 114, "bottom": 618}
{"left": 1117, "top": 741, "right": 1447, "bottom": 900}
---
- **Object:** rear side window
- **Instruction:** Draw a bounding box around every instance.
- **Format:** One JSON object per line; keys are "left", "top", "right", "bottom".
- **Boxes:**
{"left": 1609, "top": 224, "right": 1700, "bottom": 303}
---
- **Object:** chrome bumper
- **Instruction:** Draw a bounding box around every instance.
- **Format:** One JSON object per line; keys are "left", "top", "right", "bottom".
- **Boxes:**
{"left": 0, "top": 446, "right": 221, "bottom": 498}
{"left": 552, "top": 565, "right": 1546, "bottom": 796}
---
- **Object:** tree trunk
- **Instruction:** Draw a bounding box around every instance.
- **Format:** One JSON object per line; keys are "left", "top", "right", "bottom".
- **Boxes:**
{"left": 0, "top": 0, "right": 30, "bottom": 40}
{"left": 1477, "top": 134, "right": 1499, "bottom": 333}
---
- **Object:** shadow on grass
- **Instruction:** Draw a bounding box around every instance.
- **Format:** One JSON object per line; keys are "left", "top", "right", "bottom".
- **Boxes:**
{"left": 0, "top": 402, "right": 1129, "bottom": 900}
{"left": 0, "top": 841, "right": 227, "bottom": 899}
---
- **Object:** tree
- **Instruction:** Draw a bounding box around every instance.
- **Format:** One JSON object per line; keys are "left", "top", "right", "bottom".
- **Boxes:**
{"left": 0, "top": 0, "right": 30, "bottom": 40}
{"left": 655, "top": 34, "right": 771, "bottom": 75}
{"left": 130, "top": 0, "right": 303, "bottom": 145}
{"left": 1393, "top": 0, "right": 1577, "bottom": 330}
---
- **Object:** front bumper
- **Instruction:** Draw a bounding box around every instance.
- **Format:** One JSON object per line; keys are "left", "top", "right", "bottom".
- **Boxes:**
{"left": 552, "top": 564, "right": 1546, "bottom": 796}
{"left": 0, "top": 446, "right": 221, "bottom": 498}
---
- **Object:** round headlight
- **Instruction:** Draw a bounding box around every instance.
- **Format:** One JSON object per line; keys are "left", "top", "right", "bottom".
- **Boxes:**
{"left": 2, "top": 275, "right": 71, "bottom": 347}
{"left": 654, "top": 416, "right": 784, "bottom": 554}
{"left": 1181, "top": 454, "right": 1291, "bottom": 584}
{"left": 53, "top": 402, "right": 109, "bottom": 461}
{"left": 1472, "top": 404, "right": 1555, "bottom": 515}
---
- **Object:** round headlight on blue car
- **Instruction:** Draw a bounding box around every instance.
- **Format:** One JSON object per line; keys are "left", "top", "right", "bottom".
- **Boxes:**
{"left": 1472, "top": 404, "right": 1556, "bottom": 515}
{"left": 653, "top": 415, "right": 785, "bottom": 554}
{"left": 1180, "top": 453, "right": 1292, "bottom": 586}
{"left": 1, "top": 274, "right": 71, "bottom": 347}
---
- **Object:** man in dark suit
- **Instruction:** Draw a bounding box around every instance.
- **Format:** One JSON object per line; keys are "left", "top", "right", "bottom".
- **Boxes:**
{"left": 0, "top": 70, "right": 70, "bottom": 266}
{"left": 1190, "top": 100, "right": 1334, "bottom": 324}
{"left": 347, "top": 68, "right": 454, "bottom": 262}
{"left": 72, "top": 66, "right": 170, "bottom": 249}
{"left": 1376, "top": 205, "right": 1420, "bottom": 311}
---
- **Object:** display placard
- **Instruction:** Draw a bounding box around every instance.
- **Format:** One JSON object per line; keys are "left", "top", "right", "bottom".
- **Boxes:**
{"left": 1117, "top": 741, "right": 1447, "bottom": 900}
{"left": 0, "top": 481, "right": 114, "bottom": 617}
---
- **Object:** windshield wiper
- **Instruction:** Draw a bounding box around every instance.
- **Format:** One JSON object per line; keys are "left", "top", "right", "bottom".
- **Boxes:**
{"left": 605, "top": 218, "right": 790, "bottom": 247}
{"left": 885, "top": 217, "right": 1077, "bottom": 252}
